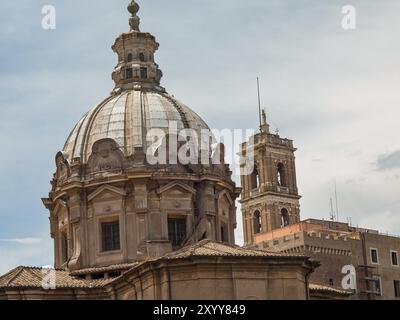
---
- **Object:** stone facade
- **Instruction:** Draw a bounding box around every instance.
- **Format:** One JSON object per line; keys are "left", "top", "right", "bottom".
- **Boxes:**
{"left": 43, "top": 148, "right": 239, "bottom": 271}
{"left": 41, "top": 0, "right": 240, "bottom": 272}
{"left": 0, "top": 1, "right": 320, "bottom": 301}
{"left": 239, "top": 96, "right": 400, "bottom": 300}
{"left": 102, "top": 241, "right": 316, "bottom": 300}
{"left": 253, "top": 219, "right": 400, "bottom": 300}
{"left": 0, "top": 241, "right": 318, "bottom": 300}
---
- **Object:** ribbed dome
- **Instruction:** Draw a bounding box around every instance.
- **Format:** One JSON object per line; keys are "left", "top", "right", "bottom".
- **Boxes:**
{"left": 63, "top": 89, "right": 209, "bottom": 163}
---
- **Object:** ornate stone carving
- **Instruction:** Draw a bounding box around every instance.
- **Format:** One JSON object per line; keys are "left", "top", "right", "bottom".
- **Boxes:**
{"left": 87, "top": 139, "right": 125, "bottom": 173}
{"left": 55, "top": 152, "right": 71, "bottom": 187}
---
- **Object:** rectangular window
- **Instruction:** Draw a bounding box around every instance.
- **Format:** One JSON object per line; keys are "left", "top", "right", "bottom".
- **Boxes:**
{"left": 126, "top": 68, "right": 133, "bottom": 79}
{"left": 140, "top": 67, "right": 147, "bottom": 79}
{"left": 391, "top": 251, "right": 399, "bottom": 267}
{"left": 370, "top": 248, "right": 379, "bottom": 264}
{"left": 221, "top": 224, "right": 229, "bottom": 243}
{"left": 61, "top": 232, "right": 68, "bottom": 263}
{"left": 168, "top": 218, "right": 186, "bottom": 249}
{"left": 372, "top": 277, "right": 382, "bottom": 296}
{"left": 394, "top": 280, "right": 400, "bottom": 298}
{"left": 102, "top": 221, "right": 120, "bottom": 252}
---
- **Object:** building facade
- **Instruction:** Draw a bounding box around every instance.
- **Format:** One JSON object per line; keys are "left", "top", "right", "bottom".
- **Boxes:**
{"left": 238, "top": 88, "right": 400, "bottom": 301}
{"left": 42, "top": 0, "right": 241, "bottom": 272}
{"left": 0, "top": 241, "right": 318, "bottom": 300}
{"left": 239, "top": 115, "right": 400, "bottom": 300}
{"left": 253, "top": 219, "right": 400, "bottom": 300}
{"left": 0, "top": 1, "right": 320, "bottom": 300}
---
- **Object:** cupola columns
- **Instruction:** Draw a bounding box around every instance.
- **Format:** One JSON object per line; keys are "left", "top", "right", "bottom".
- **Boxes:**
{"left": 111, "top": 0, "right": 164, "bottom": 91}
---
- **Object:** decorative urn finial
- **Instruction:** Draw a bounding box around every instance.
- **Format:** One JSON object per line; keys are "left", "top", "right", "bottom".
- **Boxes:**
{"left": 128, "top": 0, "right": 141, "bottom": 31}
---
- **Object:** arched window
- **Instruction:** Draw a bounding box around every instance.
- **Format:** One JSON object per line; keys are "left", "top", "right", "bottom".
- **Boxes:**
{"left": 126, "top": 68, "right": 133, "bottom": 79}
{"left": 277, "top": 163, "right": 286, "bottom": 187}
{"left": 253, "top": 210, "right": 262, "bottom": 234}
{"left": 250, "top": 164, "right": 260, "bottom": 190}
{"left": 221, "top": 224, "right": 228, "bottom": 243}
{"left": 280, "top": 208, "right": 290, "bottom": 227}
{"left": 140, "top": 67, "right": 147, "bottom": 79}
{"left": 61, "top": 232, "right": 68, "bottom": 263}
{"left": 127, "top": 53, "right": 133, "bottom": 62}
{"left": 139, "top": 52, "right": 145, "bottom": 62}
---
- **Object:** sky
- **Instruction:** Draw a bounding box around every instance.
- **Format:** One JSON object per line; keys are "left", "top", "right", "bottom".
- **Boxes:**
{"left": 0, "top": 0, "right": 400, "bottom": 274}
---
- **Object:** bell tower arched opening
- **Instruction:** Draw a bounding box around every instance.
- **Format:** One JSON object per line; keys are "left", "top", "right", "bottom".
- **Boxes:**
{"left": 280, "top": 208, "right": 290, "bottom": 228}
{"left": 253, "top": 210, "right": 262, "bottom": 234}
{"left": 250, "top": 164, "right": 260, "bottom": 190}
{"left": 277, "top": 163, "right": 286, "bottom": 187}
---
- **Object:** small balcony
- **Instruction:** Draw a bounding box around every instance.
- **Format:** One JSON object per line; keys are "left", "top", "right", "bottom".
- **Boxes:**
{"left": 267, "top": 185, "right": 290, "bottom": 194}
{"left": 277, "top": 186, "right": 290, "bottom": 194}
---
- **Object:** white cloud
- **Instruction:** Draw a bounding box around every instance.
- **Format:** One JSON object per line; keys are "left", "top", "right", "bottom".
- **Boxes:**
{"left": 0, "top": 237, "right": 53, "bottom": 274}
{"left": 0, "top": 238, "right": 42, "bottom": 245}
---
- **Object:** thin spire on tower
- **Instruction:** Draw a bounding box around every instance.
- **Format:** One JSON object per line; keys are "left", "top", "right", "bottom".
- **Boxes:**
{"left": 128, "top": 0, "right": 141, "bottom": 31}
{"left": 257, "top": 77, "right": 262, "bottom": 130}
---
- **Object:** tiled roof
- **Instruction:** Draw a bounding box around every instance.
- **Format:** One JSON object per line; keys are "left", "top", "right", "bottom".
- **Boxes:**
{"left": 0, "top": 241, "right": 308, "bottom": 290}
{"left": 309, "top": 283, "right": 353, "bottom": 296}
{"left": 161, "top": 240, "right": 305, "bottom": 260}
{"left": 0, "top": 266, "right": 112, "bottom": 289}
{"left": 70, "top": 262, "right": 139, "bottom": 276}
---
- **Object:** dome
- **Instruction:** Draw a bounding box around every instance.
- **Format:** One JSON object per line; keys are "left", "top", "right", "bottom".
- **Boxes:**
{"left": 43, "top": 1, "right": 239, "bottom": 272}
{"left": 63, "top": 89, "right": 210, "bottom": 163}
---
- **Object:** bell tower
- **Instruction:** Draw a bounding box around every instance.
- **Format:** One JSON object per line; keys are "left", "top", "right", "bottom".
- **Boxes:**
{"left": 240, "top": 110, "right": 301, "bottom": 245}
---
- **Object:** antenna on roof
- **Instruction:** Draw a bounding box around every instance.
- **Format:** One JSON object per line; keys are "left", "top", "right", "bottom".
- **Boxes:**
{"left": 334, "top": 180, "right": 340, "bottom": 222}
{"left": 329, "top": 185, "right": 336, "bottom": 221}
{"left": 329, "top": 196, "right": 335, "bottom": 221}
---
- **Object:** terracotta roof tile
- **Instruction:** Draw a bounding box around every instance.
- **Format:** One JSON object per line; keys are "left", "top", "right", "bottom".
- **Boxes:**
{"left": 161, "top": 240, "right": 305, "bottom": 260}
{"left": 0, "top": 267, "right": 112, "bottom": 289}
{"left": 0, "top": 241, "right": 308, "bottom": 290}
{"left": 309, "top": 283, "right": 353, "bottom": 296}
{"left": 70, "top": 263, "right": 139, "bottom": 276}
